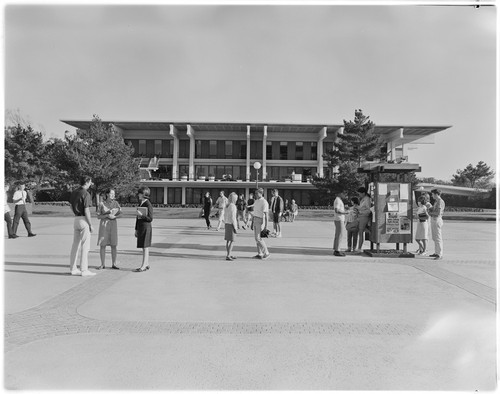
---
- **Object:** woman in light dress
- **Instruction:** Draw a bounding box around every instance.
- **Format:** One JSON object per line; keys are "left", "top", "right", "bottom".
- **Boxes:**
{"left": 97, "top": 189, "right": 122, "bottom": 269}
{"left": 415, "top": 196, "right": 430, "bottom": 255}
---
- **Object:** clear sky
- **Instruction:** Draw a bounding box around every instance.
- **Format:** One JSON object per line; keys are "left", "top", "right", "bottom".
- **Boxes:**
{"left": 4, "top": 3, "right": 497, "bottom": 181}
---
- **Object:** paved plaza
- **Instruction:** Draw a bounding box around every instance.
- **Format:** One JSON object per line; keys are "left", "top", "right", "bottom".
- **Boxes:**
{"left": 3, "top": 215, "right": 497, "bottom": 390}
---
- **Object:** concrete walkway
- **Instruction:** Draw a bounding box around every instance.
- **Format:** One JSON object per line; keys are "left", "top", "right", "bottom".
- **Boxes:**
{"left": 3, "top": 216, "right": 496, "bottom": 390}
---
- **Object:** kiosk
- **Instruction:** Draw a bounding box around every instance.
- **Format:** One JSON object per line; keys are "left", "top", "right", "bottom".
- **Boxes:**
{"left": 358, "top": 163, "right": 421, "bottom": 257}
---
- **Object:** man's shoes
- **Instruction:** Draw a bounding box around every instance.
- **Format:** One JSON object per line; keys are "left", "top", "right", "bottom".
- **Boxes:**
{"left": 276, "top": 233, "right": 282, "bottom": 238}
{"left": 252, "top": 254, "right": 263, "bottom": 259}
{"left": 28, "top": 233, "right": 36, "bottom": 237}
{"left": 434, "top": 255, "right": 443, "bottom": 260}
{"left": 354, "top": 249, "right": 363, "bottom": 253}
{"left": 334, "top": 251, "right": 346, "bottom": 257}
{"left": 70, "top": 269, "right": 82, "bottom": 276}
{"left": 429, "top": 253, "right": 438, "bottom": 258}
{"left": 420, "top": 251, "right": 428, "bottom": 256}
{"left": 9, "top": 235, "right": 18, "bottom": 239}
{"left": 81, "top": 270, "right": 96, "bottom": 277}
{"left": 262, "top": 253, "right": 270, "bottom": 259}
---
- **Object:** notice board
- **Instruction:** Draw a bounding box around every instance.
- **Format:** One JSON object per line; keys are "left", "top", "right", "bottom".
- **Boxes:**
{"left": 370, "top": 182, "right": 413, "bottom": 244}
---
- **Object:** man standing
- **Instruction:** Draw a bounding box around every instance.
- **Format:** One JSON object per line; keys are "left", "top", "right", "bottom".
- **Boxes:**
{"left": 69, "top": 175, "right": 96, "bottom": 276}
{"left": 246, "top": 193, "right": 255, "bottom": 230}
{"left": 235, "top": 193, "right": 247, "bottom": 229}
{"left": 428, "top": 188, "right": 445, "bottom": 260}
{"left": 270, "top": 189, "right": 284, "bottom": 237}
{"left": 215, "top": 191, "right": 228, "bottom": 231}
{"left": 11, "top": 183, "right": 36, "bottom": 237}
{"left": 333, "top": 191, "right": 348, "bottom": 256}
{"left": 251, "top": 188, "right": 270, "bottom": 259}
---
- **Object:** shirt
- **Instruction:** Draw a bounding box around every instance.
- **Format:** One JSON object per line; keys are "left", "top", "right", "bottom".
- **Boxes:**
{"left": 70, "top": 187, "right": 92, "bottom": 216}
{"left": 271, "top": 195, "right": 283, "bottom": 214}
{"left": 429, "top": 197, "right": 445, "bottom": 218}
{"left": 358, "top": 195, "right": 371, "bottom": 217}
{"left": 215, "top": 196, "right": 228, "bottom": 209}
{"left": 246, "top": 198, "right": 255, "bottom": 211}
{"left": 333, "top": 197, "right": 345, "bottom": 221}
{"left": 252, "top": 198, "right": 269, "bottom": 219}
{"left": 223, "top": 204, "right": 237, "bottom": 225}
{"left": 236, "top": 198, "right": 247, "bottom": 211}
{"left": 5, "top": 192, "right": 10, "bottom": 213}
{"left": 12, "top": 190, "right": 27, "bottom": 205}
{"left": 345, "top": 206, "right": 358, "bottom": 223}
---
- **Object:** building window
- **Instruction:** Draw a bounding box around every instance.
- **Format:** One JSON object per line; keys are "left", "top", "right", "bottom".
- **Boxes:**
{"left": 225, "top": 141, "right": 232, "bottom": 159}
{"left": 154, "top": 140, "right": 162, "bottom": 156}
{"left": 311, "top": 142, "right": 317, "bottom": 160}
{"left": 138, "top": 140, "right": 146, "bottom": 156}
{"left": 167, "top": 188, "right": 182, "bottom": 204}
{"left": 179, "top": 140, "right": 189, "bottom": 158}
{"left": 280, "top": 142, "right": 287, "bottom": 160}
{"left": 266, "top": 141, "right": 272, "bottom": 159}
{"left": 239, "top": 141, "right": 247, "bottom": 159}
{"left": 296, "top": 142, "right": 303, "bottom": 160}
{"left": 209, "top": 141, "right": 217, "bottom": 158}
{"left": 195, "top": 140, "right": 202, "bottom": 158}
{"left": 250, "top": 141, "right": 262, "bottom": 160}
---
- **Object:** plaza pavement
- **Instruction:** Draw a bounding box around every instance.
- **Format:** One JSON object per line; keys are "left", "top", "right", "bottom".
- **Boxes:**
{"left": 3, "top": 214, "right": 497, "bottom": 390}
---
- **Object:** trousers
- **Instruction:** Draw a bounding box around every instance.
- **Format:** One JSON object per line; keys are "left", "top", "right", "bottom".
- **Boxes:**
{"left": 333, "top": 220, "right": 344, "bottom": 251}
{"left": 253, "top": 216, "right": 269, "bottom": 256}
{"left": 430, "top": 217, "right": 444, "bottom": 256}
{"left": 12, "top": 204, "right": 32, "bottom": 235}
{"left": 70, "top": 217, "right": 91, "bottom": 272}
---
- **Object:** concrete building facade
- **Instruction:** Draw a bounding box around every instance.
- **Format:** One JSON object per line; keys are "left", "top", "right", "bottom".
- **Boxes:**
{"left": 61, "top": 120, "right": 450, "bottom": 206}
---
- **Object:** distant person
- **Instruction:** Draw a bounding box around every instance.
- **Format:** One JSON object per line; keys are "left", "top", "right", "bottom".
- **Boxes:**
{"left": 345, "top": 197, "right": 360, "bottom": 252}
{"left": 215, "top": 191, "right": 228, "bottom": 231}
{"left": 333, "top": 191, "right": 348, "bottom": 256}
{"left": 224, "top": 192, "right": 238, "bottom": 260}
{"left": 11, "top": 183, "right": 36, "bottom": 237}
{"left": 283, "top": 199, "right": 290, "bottom": 222}
{"left": 250, "top": 188, "right": 270, "bottom": 259}
{"left": 289, "top": 199, "right": 298, "bottom": 222}
{"left": 4, "top": 184, "right": 16, "bottom": 239}
{"left": 428, "top": 188, "right": 445, "bottom": 260}
{"left": 246, "top": 193, "right": 255, "bottom": 230}
{"left": 96, "top": 189, "right": 122, "bottom": 269}
{"left": 202, "top": 191, "right": 213, "bottom": 230}
{"left": 69, "top": 176, "right": 95, "bottom": 276}
{"left": 235, "top": 193, "right": 247, "bottom": 229}
{"left": 270, "top": 189, "right": 284, "bottom": 237}
{"left": 414, "top": 196, "right": 429, "bottom": 256}
{"left": 135, "top": 186, "right": 153, "bottom": 272}
{"left": 355, "top": 187, "right": 371, "bottom": 253}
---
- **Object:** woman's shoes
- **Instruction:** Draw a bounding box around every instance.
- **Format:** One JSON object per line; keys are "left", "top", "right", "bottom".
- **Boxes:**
{"left": 97, "top": 265, "right": 105, "bottom": 270}
{"left": 111, "top": 265, "right": 120, "bottom": 270}
{"left": 134, "top": 266, "right": 149, "bottom": 272}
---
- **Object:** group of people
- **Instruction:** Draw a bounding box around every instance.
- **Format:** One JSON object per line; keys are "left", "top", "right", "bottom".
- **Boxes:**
{"left": 4, "top": 183, "right": 37, "bottom": 239}
{"left": 69, "top": 175, "right": 153, "bottom": 276}
{"left": 332, "top": 186, "right": 445, "bottom": 260}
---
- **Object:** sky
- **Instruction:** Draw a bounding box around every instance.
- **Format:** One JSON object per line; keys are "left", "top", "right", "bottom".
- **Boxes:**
{"left": 3, "top": 2, "right": 497, "bottom": 181}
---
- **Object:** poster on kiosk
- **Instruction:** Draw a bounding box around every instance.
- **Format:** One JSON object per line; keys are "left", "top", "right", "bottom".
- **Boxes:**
{"left": 370, "top": 182, "right": 413, "bottom": 245}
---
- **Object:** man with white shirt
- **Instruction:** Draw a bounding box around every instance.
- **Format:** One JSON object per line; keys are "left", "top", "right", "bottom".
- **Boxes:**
{"left": 250, "top": 188, "right": 270, "bottom": 259}
{"left": 11, "top": 183, "right": 36, "bottom": 237}
{"left": 333, "top": 191, "right": 348, "bottom": 256}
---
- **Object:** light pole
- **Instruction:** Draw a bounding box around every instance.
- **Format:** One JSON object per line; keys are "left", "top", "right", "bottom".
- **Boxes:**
{"left": 253, "top": 161, "right": 261, "bottom": 189}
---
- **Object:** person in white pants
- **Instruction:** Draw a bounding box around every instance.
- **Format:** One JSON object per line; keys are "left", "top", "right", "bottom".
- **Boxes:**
{"left": 428, "top": 188, "right": 445, "bottom": 260}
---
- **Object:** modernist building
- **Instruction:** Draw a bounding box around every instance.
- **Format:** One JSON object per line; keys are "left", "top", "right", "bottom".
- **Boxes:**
{"left": 61, "top": 120, "right": 450, "bottom": 205}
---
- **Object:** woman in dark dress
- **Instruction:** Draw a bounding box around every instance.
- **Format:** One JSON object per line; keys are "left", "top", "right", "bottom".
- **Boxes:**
{"left": 134, "top": 186, "right": 153, "bottom": 272}
{"left": 203, "top": 191, "right": 213, "bottom": 229}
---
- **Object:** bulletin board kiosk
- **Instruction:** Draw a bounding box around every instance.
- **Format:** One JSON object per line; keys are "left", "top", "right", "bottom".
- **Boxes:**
{"left": 358, "top": 163, "right": 421, "bottom": 257}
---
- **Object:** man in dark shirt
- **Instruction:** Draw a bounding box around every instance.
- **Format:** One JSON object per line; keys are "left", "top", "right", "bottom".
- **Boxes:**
{"left": 69, "top": 175, "right": 95, "bottom": 276}
{"left": 246, "top": 193, "right": 255, "bottom": 230}
{"left": 235, "top": 193, "right": 247, "bottom": 229}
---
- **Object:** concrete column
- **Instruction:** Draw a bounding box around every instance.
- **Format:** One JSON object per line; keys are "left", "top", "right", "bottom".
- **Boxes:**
{"left": 163, "top": 186, "right": 168, "bottom": 204}
{"left": 169, "top": 124, "right": 179, "bottom": 180}
{"left": 181, "top": 186, "right": 186, "bottom": 205}
{"left": 187, "top": 124, "right": 195, "bottom": 180}
{"left": 262, "top": 125, "right": 267, "bottom": 180}
{"left": 246, "top": 125, "right": 251, "bottom": 181}
{"left": 317, "top": 126, "right": 328, "bottom": 177}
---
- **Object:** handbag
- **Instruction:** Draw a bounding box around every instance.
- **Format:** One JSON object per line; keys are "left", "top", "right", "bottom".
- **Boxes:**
{"left": 199, "top": 208, "right": 205, "bottom": 218}
{"left": 418, "top": 212, "right": 429, "bottom": 222}
{"left": 260, "top": 228, "right": 270, "bottom": 238}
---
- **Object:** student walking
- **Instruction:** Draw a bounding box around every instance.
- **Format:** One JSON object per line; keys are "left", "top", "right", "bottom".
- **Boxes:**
{"left": 345, "top": 197, "right": 359, "bottom": 252}
{"left": 11, "top": 183, "right": 36, "bottom": 237}
{"left": 250, "top": 188, "right": 270, "bottom": 259}
{"left": 4, "top": 184, "right": 16, "bottom": 239}
{"left": 235, "top": 193, "right": 247, "bottom": 229}
{"left": 215, "top": 191, "right": 228, "bottom": 231}
{"left": 96, "top": 189, "right": 122, "bottom": 269}
{"left": 355, "top": 187, "right": 371, "bottom": 253}
{"left": 202, "top": 192, "right": 213, "bottom": 229}
{"left": 224, "top": 192, "right": 238, "bottom": 260}
{"left": 414, "top": 196, "right": 429, "bottom": 255}
{"left": 428, "top": 188, "right": 445, "bottom": 260}
{"left": 134, "top": 187, "right": 153, "bottom": 272}
{"left": 69, "top": 176, "right": 95, "bottom": 276}
{"left": 333, "top": 191, "right": 348, "bottom": 256}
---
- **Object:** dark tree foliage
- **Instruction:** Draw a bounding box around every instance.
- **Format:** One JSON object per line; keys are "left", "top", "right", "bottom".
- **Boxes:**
{"left": 452, "top": 161, "right": 494, "bottom": 189}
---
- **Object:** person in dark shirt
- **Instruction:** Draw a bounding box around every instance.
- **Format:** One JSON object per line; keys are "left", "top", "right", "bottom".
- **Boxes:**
{"left": 69, "top": 175, "right": 96, "bottom": 276}
{"left": 246, "top": 193, "right": 255, "bottom": 230}
{"left": 202, "top": 192, "right": 213, "bottom": 229}
{"left": 134, "top": 186, "right": 153, "bottom": 272}
{"left": 235, "top": 193, "right": 247, "bottom": 229}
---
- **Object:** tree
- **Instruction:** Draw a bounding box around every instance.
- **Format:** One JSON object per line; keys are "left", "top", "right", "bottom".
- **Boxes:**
{"left": 452, "top": 161, "right": 494, "bottom": 189}
{"left": 4, "top": 124, "right": 53, "bottom": 189}
{"left": 61, "top": 115, "right": 141, "bottom": 201}
{"left": 313, "top": 109, "right": 386, "bottom": 200}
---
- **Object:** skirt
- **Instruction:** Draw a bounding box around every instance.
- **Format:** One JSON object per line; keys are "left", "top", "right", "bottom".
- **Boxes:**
{"left": 224, "top": 223, "right": 236, "bottom": 241}
{"left": 136, "top": 222, "right": 152, "bottom": 248}
{"left": 415, "top": 220, "right": 429, "bottom": 240}
{"left": 97, "top": 218, "right": 118, "bottom": 246}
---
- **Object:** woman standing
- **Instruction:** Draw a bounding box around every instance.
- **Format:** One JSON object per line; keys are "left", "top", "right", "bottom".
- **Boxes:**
{"left": 203, "top": 191, "right": 213, "bottom": 229}
{"left": 224, "top": 192, "right": 238, "bottom": 261}
{"left": 134, "top": 187, "right": 153, "bottom": 272}
{"left": 355, "top": 187, "right": 372, "bottom": 253}
{"left": 414, "top": 196, "right": 429, "bottom": 255}
{"left": 96, "top": 189, "right": 122, "bottom": 269}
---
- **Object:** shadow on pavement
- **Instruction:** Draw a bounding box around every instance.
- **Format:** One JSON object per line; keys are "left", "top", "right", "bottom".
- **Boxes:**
{"left": 4, "top": 269, "right": 70, "bottom": 276}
